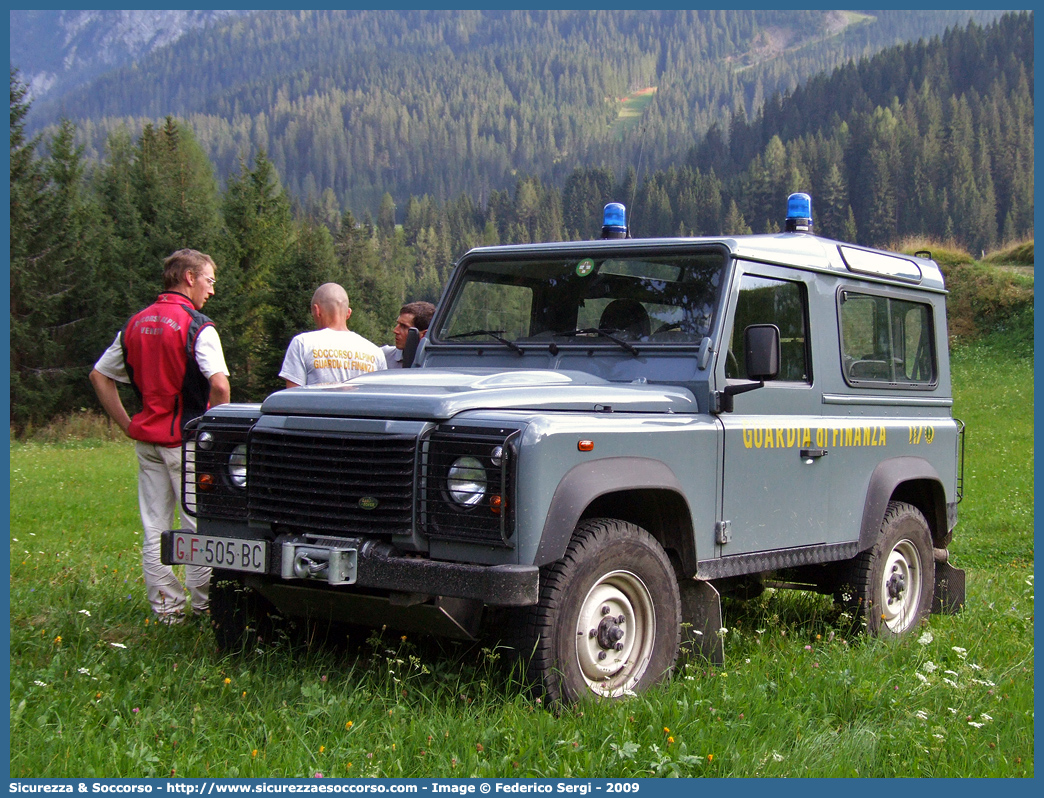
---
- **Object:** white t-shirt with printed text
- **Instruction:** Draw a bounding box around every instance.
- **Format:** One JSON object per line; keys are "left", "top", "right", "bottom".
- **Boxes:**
{"left": 280, "top": 328, "right": 387, "bottom": 386}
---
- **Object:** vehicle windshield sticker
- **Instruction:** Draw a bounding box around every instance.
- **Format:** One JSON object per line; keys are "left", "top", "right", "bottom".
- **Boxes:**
{"left": 575, "top": 258, "right": 595, "bottom": 277}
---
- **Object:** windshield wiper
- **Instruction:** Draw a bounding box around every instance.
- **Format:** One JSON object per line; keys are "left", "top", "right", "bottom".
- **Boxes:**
{"left": 557, "top": 328, "right": 640, "bottom": 356}
{"left": 445, "top": 329, "right": 524, "bottom": 355}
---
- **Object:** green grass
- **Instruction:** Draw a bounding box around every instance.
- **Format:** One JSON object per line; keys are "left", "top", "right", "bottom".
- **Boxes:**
{"left": 609, "top": 88, "right": 657, "bottom": 138}
{"left": 9, "top": 330, "right": 1033, "bottom": 778}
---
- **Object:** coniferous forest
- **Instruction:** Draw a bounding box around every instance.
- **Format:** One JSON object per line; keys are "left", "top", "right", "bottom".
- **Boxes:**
{"left": 9, "top": 11, "right": 1034, "bottom": 429}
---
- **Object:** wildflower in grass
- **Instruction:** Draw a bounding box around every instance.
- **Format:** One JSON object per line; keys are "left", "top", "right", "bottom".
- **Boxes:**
{"left": 78, "top": 610, "right": 91, "bottom": 617}
{"left": 771, "top": 752, "right": 783, "bottom": 762}
{"left": 943, "top": 678, "right": 958, "bottom": 688}
{"left": 968, "top": 721, "right": 984, "bottom": 728}
{"left": 804, "top": 645, "right": 812, "bottom": 651}
{"left": 980, "top": 713, "right": 993, "bottom": 722}
{"left": 917, "top": 630, "right": 933, "bottom": 645}
{"left": 952, "top": 646, "right": 968, "bottom": 659}
{"left": 33, "top": 680, "right": 47, "bottom": 687}
{"left": 110, "top": 643, "right": 126, "bottom": 649}
{"left": 667, "top": 737, "right": 674, "bottom": 745}
{"left": 252, "top": 750, "right": 258, "bottom": 758}
{"left": 313, "top": 773, "right": 323, "bottom": 778}
{"left": 947, "top": 708, "right": 958, "bottom": 715}
{"left": 346, "top": 721, "right": 354, "bottom": 729}
{"left": 933, "top": 734, "right": 944, "bottom": 740}
{"left": 922, "top": 661, "right": 938, "bottom": 673}
{"left": 915, "top": 710, "right": 929, "bottom": 721}
{"left": 663, "top": 727, "right": 670, "bottom": 734}
{"left": 319, "top": 746, "right": 325, "bottom": 754}
{"left": 707, "top": 754, "right": 714, "bottom": 762}
{"left": 969, "top": 663, "right": 983, "bottom": 671}
{"left": 78, "top": 668, "right": 90, "bottom": 676}
{"left": 476, "top": 743, "right": 484, "bottom": 752}
{"left": 224, "top": 678, "right": 231, "bottom": 685}
{"left": 916, "top": 673, "right": 930, "bottom": 684}
{"left": 95, "top": 693, "right": 101, "bottom": 699}
{"left": 401, "top": 635, "right": 407, "bottom": 642}
{"left": 132, "top": 708, "right": 140, "bottom": 713}
{"left": 716, "top": 627, "right": 728, "bottom": 638}
{"left": 451, "top": 758, "right": 457, "bottom": 768}
{"left": 321, "top": 674, "right": 327, "bottom": 682}
{"left": 242, "top": 691, "right": 246, "bottom": 698}
{"left": 53, "top": 636, "right": 61, "bottom": 645}
{"left": 971, "top": 678, "right": 996, "bottom": 687}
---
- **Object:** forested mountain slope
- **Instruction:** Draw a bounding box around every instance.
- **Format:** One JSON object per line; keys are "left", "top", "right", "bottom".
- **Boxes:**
{"left": 9, "top": 12, "right": 1033, "bottom": 428}
{"left": 17, "top": 9, "right": 1007, "bottom": 214}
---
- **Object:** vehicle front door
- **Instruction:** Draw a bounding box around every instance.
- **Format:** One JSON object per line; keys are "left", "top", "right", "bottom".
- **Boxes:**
{"left": 717, "top": 263, "right": 829, "bottom": 556}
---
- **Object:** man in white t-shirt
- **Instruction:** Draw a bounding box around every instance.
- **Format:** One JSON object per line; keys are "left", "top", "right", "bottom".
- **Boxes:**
{"left": 89, "top": 249, "right": 231, "bottom": 623}
{"left": 280, "top": 283, "right": 387, "bottom": 387}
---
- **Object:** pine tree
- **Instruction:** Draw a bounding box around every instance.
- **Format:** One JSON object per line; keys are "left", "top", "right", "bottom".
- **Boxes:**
{"left": 219, "top": 151, "right": 296, "bottom": 401}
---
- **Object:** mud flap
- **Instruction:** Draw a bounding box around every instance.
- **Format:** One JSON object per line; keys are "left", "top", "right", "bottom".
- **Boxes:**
{"left": 679, "top": 579, "right": 724, "bottom": 665}
{"left": 931, "top": 560, "right": 966, "bottom": 615}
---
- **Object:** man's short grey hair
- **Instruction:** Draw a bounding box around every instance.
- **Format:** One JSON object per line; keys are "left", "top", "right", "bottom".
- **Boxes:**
{"left": 312, "top": 283, "right": 350, "bottom": 315}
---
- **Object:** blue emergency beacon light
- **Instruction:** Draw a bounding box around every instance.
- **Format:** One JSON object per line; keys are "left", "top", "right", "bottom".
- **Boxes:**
{"left": 785, "top": 192, "right": 813, "bottom": 233}
{"left": 601, "top": 202, "right": 628, "bottom": 239}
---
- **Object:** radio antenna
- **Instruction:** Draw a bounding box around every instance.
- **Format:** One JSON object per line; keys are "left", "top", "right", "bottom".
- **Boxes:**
{"left": 628, "top": 123, "right": 646, "bottom": 237}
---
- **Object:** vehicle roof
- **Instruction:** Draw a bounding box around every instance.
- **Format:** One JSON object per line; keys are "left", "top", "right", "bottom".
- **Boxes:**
{"left": 461, "top": 232, "right": 946, "bottom": 292}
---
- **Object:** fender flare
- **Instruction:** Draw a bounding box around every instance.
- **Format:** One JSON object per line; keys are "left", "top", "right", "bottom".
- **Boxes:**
{"left": 534, "top": 457, "right": 695, "bottom": 570}
{"left": 858, "top": 456, "right": 947, "bottom": 551}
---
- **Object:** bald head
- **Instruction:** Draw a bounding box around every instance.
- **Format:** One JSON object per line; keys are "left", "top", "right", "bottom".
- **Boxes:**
{"left": 311, "top": 283, "right": 351, "bottom": 331}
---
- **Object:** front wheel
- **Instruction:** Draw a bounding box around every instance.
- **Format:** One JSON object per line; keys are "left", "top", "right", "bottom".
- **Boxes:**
{"left": 837, "top": 501, "right": 935, "bottom": 637}
{"left": 516, "top": 519, "right": 682, "bottom": 704}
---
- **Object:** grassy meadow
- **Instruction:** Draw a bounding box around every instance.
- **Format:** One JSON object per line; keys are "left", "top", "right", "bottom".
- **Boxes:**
{"left": 9, "top": 295, "right": 1034, "bottom": 778}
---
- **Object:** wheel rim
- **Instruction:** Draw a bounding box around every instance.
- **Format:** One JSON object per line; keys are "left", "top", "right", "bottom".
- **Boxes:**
{"left": 879, "top": 538, "right": 923, "bottom": 633}
{"left": 574, "top": 569, "right": 657, "bottom": 697}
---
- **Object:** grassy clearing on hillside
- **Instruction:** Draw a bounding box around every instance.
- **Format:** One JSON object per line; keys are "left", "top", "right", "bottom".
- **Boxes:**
{"left": 8, "top": 323, "right": 1033, "bottom": 778}
{"left": 610, "top": 87, "right": 657, "bottom": 137}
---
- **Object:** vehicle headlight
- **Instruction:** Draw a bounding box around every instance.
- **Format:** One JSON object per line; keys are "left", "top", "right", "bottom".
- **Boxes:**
{"left": 228, "top": 444, "right": 248, "bottom": 489}
{"left": 446, "top": 456, "right": 486, "bottom": 506}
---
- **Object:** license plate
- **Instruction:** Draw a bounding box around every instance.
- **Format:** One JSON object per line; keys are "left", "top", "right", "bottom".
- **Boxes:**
{"left": 171, "top": 533, "right": 267, "bottom": 573}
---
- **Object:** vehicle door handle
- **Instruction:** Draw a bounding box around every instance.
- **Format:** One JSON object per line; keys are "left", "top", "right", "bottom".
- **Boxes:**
{"left": 800, "top": 449, "right": 828, "bottom": 459}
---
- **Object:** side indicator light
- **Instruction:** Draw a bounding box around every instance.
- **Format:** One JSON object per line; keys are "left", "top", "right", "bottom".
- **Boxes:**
{"left": 198, "top": 473, "right": 215, "bottom": 491}
{"left": 578, "top": 440, "right": 594, "bottom": 452}
{"left": 490, "top": 495, "right": 503, "bottom": 515}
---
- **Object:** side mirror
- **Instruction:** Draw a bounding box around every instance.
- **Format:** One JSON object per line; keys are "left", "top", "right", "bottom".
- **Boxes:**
{"left": 718, "top": 324, "right": 780, "bottom": 413}
{"left": 744, "top": 324, "right": 780, "bottom": 380}
{"left": 402, "top": 327, "right": 420, "bottom": 368}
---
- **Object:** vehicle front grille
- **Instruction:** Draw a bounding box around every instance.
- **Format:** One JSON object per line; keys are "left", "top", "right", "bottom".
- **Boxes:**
{"left": 248, "top": 428, "right": 416, "bottom": 536}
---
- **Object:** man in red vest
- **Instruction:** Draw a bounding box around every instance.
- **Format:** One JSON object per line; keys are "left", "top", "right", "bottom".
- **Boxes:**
{"left": 90, "top": 249, "right": 231, "bottom": 623}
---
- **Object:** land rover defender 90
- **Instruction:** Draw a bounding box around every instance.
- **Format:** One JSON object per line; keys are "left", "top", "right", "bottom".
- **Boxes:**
{"left": 163, "top": 194, "right": 965, "bottom": 703}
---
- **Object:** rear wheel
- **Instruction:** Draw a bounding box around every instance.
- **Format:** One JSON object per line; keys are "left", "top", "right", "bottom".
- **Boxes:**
{"left": 837, "top": 501, "right": 935, "bottom": 637}
{"left": 508, "top": 519, "right": 681, "bottom": 703}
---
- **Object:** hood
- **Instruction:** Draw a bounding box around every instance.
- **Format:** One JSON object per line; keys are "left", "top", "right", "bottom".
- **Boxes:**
{"left": 260, "top": 368, "right": 698, "bottom": 419}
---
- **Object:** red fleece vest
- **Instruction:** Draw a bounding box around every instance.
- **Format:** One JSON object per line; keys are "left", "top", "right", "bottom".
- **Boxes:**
{"left": 121, "top": 293, "right": 215, "bottom": 446}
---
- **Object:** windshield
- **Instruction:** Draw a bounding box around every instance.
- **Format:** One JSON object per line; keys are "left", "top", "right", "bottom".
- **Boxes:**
{"left": 435, "top": 250, "right": 727, "bottom": 347}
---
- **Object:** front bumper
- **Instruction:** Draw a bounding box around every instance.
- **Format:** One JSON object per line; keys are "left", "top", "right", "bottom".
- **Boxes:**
{"left": 160, "top": 529, "right": 539, "bottom": 606}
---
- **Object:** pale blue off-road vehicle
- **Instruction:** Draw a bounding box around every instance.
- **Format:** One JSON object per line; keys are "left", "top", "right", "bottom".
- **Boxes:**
{"left": 164, "top": 195, "right": 965, "bottom": 703}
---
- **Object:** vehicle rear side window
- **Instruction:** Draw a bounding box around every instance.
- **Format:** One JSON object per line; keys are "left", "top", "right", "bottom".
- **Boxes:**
{"left": 728, "top": 275, "right": 810, "bottom": 383}
{"left": 839, "top": 291, "right": 936, "bottom": 386}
